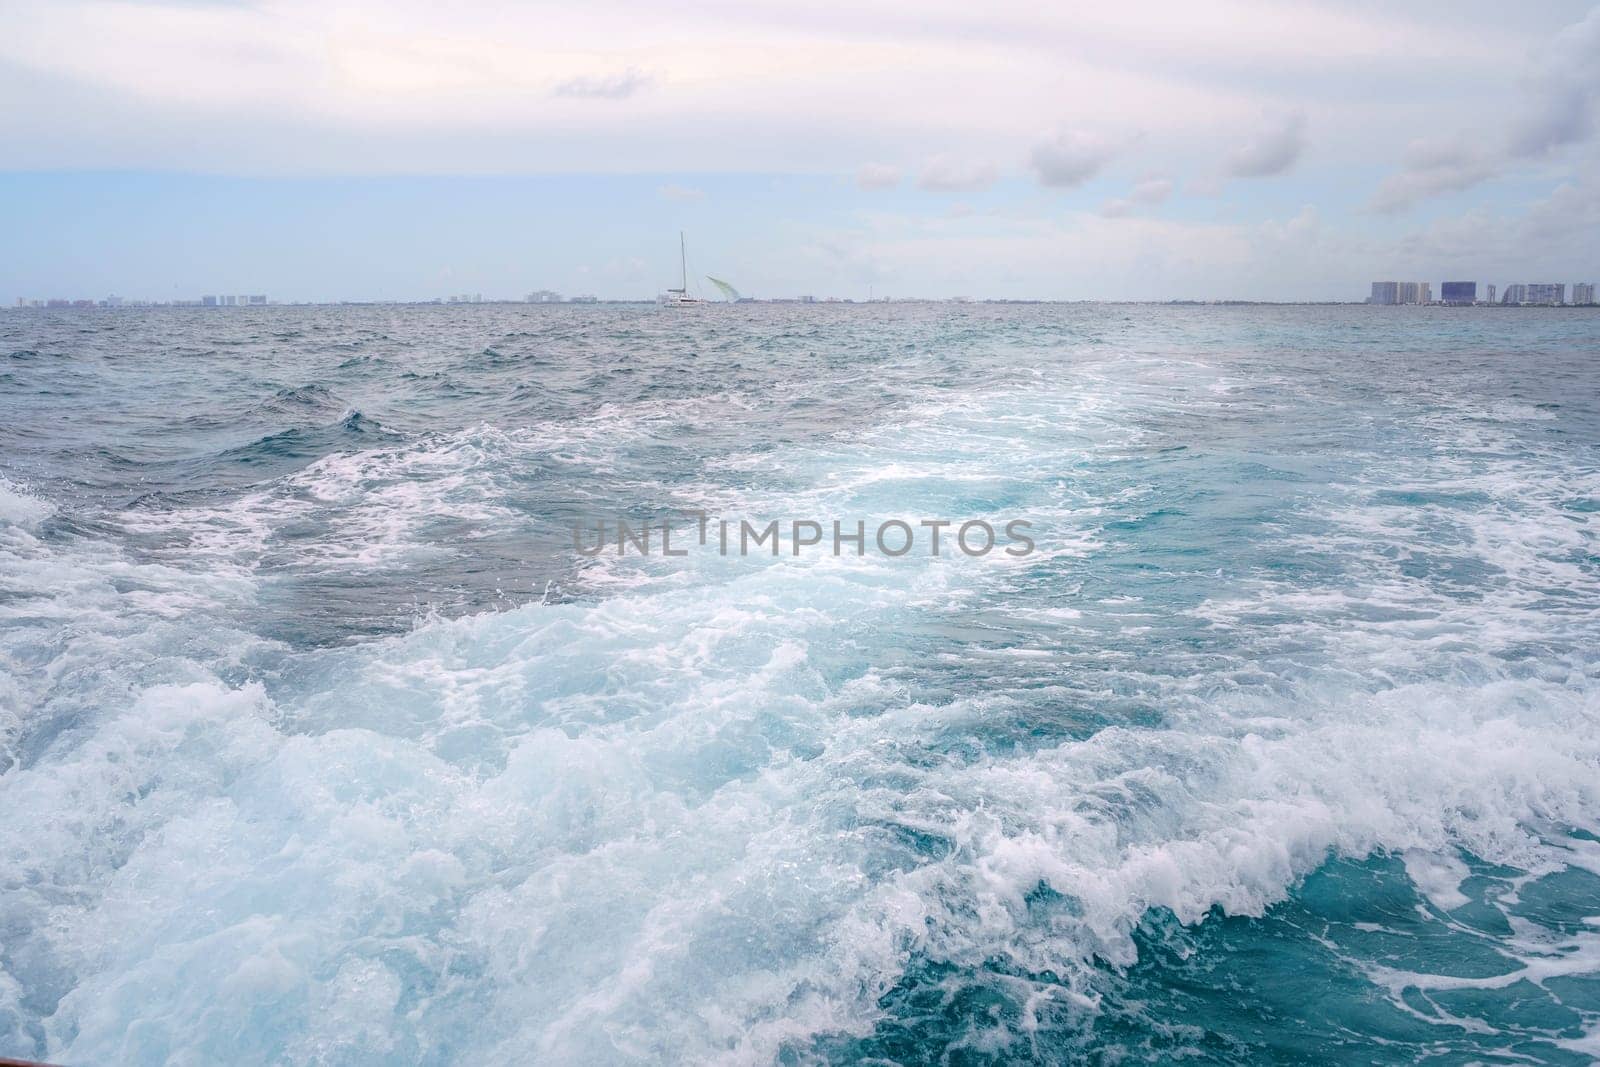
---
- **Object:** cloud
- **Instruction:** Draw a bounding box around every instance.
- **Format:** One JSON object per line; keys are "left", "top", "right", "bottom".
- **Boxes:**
{"left": 0, "top": 0, "right": 1532, "bottom": 183}
{"left": 1100, "top": 176, "right": 1173, "bottom": 217}
{"left": 1368, "top": 136, "right": 1498, "bottom": 212}
{"left": 794, "top": 201, "right": 1365, "bottom": 301}
{"left": 1369, "top": 7, "right": 1597, "bottom": 212}
{"left": 2, "top": 0, "right": 1589, "bottom": 303}
{"left": 917, "top": 156, "right": 998, "bottom": 192}
{"left": 1225, "top": 111, "right": 1306, "bottom": 177}
{"left": 1259, "top": 204, "right": 1320, "bottom": 244}
{"left": 1391, "top": 164, "right": 1600, "bottom": 270}
{"left": 1521, "top": 168, "right": 1600, "bottom": 238}
{"left": 1029, "top": 129, "right": 1118, "bottom": 188}
{"left": 1506, "top": 6, "right": 1600, "bottom": 156}
{"left": 855, "top": 162, "right": 901, "bottom": 190}
{"left": 553, "top": 68, "right": 652, "bottom": 100}
{"left": 1131, "top": 177, "right": 1174, "bottom": 202}
{"left": 658, "top": 184, "right": 704, "bottom": 201}
{"left": 597, "top": 256, "right": 648, "bottom": 278}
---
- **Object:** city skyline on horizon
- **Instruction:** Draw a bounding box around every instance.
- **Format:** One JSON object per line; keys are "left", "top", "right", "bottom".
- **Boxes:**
{"left": 12, "top": 279, "right": 1600, "bottom": 308}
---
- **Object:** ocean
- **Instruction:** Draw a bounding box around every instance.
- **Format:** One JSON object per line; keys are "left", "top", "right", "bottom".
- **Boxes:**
{"left": 1, "top": 303, "right": 1598, "bottom": 1064}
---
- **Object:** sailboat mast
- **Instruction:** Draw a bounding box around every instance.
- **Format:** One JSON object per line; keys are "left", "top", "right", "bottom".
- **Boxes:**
{"left": 679, "top": 231, "right": 687, "bottom": 291}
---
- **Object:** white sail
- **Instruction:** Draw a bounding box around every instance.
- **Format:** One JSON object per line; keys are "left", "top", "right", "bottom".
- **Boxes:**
{"left": 658, "top": 232, "right": 704, "bottom": 306}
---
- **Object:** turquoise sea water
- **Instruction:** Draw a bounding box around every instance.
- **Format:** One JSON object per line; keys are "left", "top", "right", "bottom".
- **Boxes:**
{"left": 1, "top": 303, "right": 1598, "bottom": 1064}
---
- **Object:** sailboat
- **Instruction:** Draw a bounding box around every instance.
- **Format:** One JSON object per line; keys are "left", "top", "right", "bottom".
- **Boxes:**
{"left": 658, "top": 232, "right": 704, "bottom": 307}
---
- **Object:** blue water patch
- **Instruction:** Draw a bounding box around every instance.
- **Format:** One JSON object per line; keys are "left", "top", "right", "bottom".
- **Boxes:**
{"left": 0, "top": 303, "right": 1598, "bottom": 1064}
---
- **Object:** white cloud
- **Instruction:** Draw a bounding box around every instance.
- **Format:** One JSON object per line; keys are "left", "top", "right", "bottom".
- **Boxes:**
{"left": 1506, "top": 6, "right": 1600, "bottom": 156}
{"left": 1369, "top": 6, "right": 1598, "bottom": 212}
{"left": 1389, "top": 164, "right": 1600, "bottom": 278}
{"left": 553, "top": 68, "right": 653, "bottom": 100}
{"left": 1029, "top": 129, "right": 1118, "bottom": 188}
{"left": 856, "top": 162, "right": 901, "bottom": 190}
{"left": 1100, "top": 176, "right": 1173, "bottom": 216}
{"left": 1132, "top": 177, "right": 1174, "bottom": 202}
{"left": 791, "top": 200, "right": 1366, "bottom": 301}
{"left": 1225, "top": 111, "right": 1306, "bottom": 177}
{"left": 1, "top": 0, "right": 1589, "bottom": 301}
{"left": 1368, "top": 136, "right": 1498, "bottom": 213}
{"left": 917, "top": 156, "right": 998, "bottom": 192}
{"left": 0, "top": 0, "right": 1530, "bottom": 176}
{"left": 1258, "top": 204, "right": 1320, "bottom": 244}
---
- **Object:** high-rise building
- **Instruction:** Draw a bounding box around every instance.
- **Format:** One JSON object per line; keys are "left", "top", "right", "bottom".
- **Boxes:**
{"left": 526, "top": 290, "right": 562, "bottom": 303}
{"left": 1370, "top": 281, "right": 1432, "bottom": 304}
{"left": 1526, "top": 283, "right": 1565, "bottom": 305}
{"left": 202, "top": 295, "right": 218, "bottom": 307}
{"left": 1571, "top": 283, "right": 1594, "bottom": 305}
{"left": 1502, "top": 284, "right": 1526, "bottom": 304}
{"left": 1486, "top": 284, "right": 1496, "bottom": 304}
{"left": 1440, "top": 281, "right": 1476, "bottom": 305}
{"left": 248, "top": 295, "right": 267, "bottom": 305}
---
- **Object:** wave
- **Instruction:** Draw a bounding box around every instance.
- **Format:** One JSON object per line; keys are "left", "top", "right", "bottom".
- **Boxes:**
{"left": 1, "top": 311, "right": 1597, "bottom": 1063}
{"left": 0, "top": 476, "right": 52, "bottom": 529}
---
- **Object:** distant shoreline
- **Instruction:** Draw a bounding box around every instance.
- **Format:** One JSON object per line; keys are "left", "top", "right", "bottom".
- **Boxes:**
{"left": 7, "top": 299, "right": 1599, "bottom": 310}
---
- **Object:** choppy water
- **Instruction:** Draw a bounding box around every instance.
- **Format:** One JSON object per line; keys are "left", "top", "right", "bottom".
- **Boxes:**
{"left": 2, "top": 303, "right": 1599, "bottom": 1065}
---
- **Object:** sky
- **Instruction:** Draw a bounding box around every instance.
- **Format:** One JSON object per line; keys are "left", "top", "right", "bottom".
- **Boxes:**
{"left": 2, "top": 0, "right": 1597, "bottom": 302}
